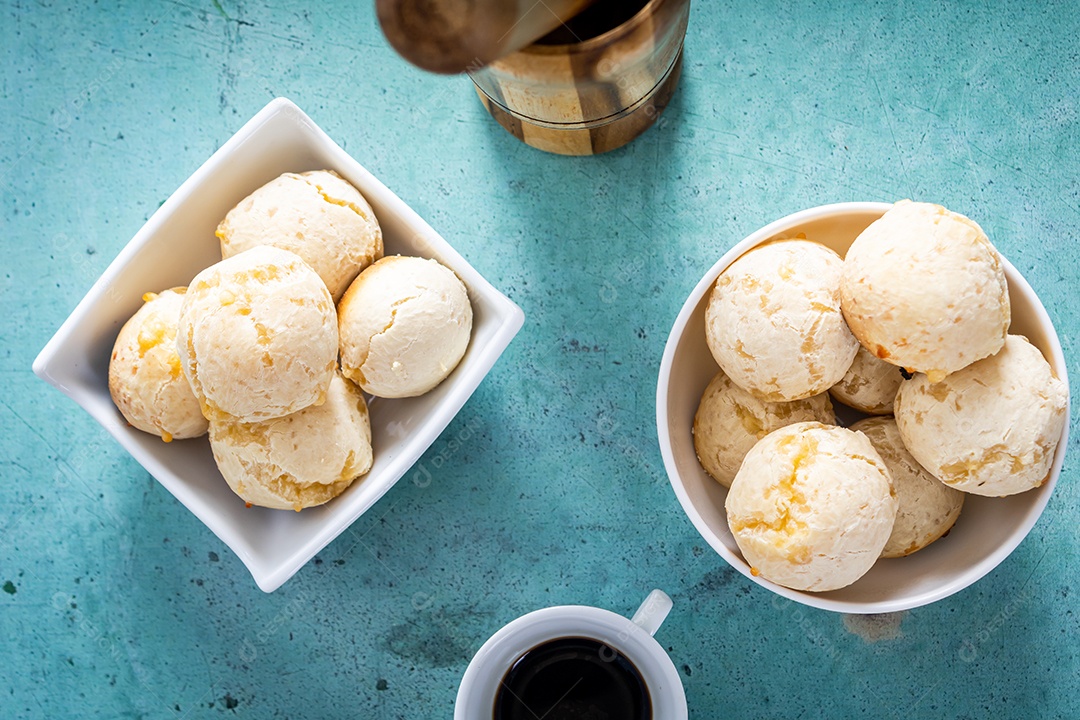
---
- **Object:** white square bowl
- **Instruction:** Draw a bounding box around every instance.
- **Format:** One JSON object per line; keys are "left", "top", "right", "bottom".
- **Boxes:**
{"left": 33, "top": 98, "right": 524, "bottom": 592}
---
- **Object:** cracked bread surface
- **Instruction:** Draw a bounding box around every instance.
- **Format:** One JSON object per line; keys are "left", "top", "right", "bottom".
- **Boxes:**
{"left": 840, "top": 200, "right": 1010, "bottom": 382}
{"left": 851, "top": 416, "right": 964, "bottom": 558}
{"left": 894, "top": 335, "right": 1067, "bottom": 497}
{"left": 705, "top": 239, "right": 859, "bottom": 402}
{"left": 177, "top": 246, "right": 338, "bottom": 422}
{"left": 726, "top": 422, "right": 897, "bottom": 592}
{"left": 217, "top": 169, "right": 383, "bottom": 301}
{"left": 338, "top": 255, "right": 472, "bottom": 398}
{"left": 209, "top": 372, "right": 373, "bottom": 511}
{"left": 829, "top": 345, "right": 905, "bottom": 415}
{"left": 694, "top": 369, "right": 835, "bottom": 488}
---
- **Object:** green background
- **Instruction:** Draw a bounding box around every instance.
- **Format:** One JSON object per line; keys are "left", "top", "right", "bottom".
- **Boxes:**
{"left": 2, "top": 0, "right": 1078, "bottom": 717}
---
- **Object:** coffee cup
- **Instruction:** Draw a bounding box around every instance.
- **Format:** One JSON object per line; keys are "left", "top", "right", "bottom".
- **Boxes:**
{"left": 455, "top": 589, "right": 688, "bottom": 719}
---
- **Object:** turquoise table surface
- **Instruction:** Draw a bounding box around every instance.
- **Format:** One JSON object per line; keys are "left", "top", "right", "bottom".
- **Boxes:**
{"left": 3, "top": 1, "right": 1079, "bottom": 717}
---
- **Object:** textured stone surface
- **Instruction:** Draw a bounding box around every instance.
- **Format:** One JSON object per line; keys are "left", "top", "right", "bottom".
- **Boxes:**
{"left": 2, "top": 0, "right": 1078, "bottom": 718}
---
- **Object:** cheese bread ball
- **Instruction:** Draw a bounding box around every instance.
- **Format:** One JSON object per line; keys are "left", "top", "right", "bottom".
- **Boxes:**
{"left": 694, "top": 370, "right": 835, "bottom": 487}
{"left": 840, "top": 200, "right": 1010, "bottom": 382}
{"left": 108, "top": 288, "right": 208, "bottom": 441}
{"left": 829, "top": 345, "right": 905, "bottom": 415}
{"left": 217, "top": 170, "right": 383, "bottom": 301}
{"left": 726, "top": 422, "right": 897, "bottom": 592}
{"left": 894, "top": 335, "right": 1067, "bottom": 497}
{"left": 177, "top": 246, "right": 338, "bottom": 422}
{"left": 705, "top": 240, "right": 859, "bottom": 402}
{"left": 210, "top": 372, "right": 373, "bottom": 511}
{"left": 850, "top": 417, "right": 964, "bottom": 558}
{"left": 339, "top": 256, "right": 472, "bottom": 398}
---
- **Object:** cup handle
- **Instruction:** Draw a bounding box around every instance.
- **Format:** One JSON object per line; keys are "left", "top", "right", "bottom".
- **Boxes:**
{"left": 630, "top": 589, "right": 673, "bottom": 637}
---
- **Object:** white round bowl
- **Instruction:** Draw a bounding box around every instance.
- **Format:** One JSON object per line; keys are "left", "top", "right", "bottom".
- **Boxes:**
{"left": 656, "top": 202, "right": 1071, "bottom": 613}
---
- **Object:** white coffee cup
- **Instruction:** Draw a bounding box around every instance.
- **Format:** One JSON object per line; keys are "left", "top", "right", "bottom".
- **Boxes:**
{"left": 455, "top": 589, "right": 688, "bottom": 719}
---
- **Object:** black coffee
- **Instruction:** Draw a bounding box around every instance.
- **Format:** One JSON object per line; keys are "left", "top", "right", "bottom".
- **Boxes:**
{"left": 493, "top": 637, "right": 651, "bottom": 720}
{"left": 534, "top": 0, "right": 651, "bottom": 46}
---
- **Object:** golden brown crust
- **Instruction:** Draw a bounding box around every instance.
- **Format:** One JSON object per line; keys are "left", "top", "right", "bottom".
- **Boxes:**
{"left": 895, "top": 335, "right": 1067, "bottom": 497}
{"left": 209, "top": 372, "right": 373, "bottom": 511}
{"left": 108, "top": 287, "right": 207, "bottom": 441}
{"left": 694, "top": 370, "right": 835, "bottom": 487}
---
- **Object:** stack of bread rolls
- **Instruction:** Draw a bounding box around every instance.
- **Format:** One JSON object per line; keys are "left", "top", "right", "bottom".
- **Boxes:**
{"left": 694, "top": 200, "right": 1067, "bottom": 592}
{"left": 109, "top": 170, "right": 473, "bottom": 511}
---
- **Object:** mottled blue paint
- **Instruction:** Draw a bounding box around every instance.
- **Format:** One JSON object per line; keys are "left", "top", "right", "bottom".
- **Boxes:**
{"left": 2, "top": 1, "right": 1078, "bottom": 718}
